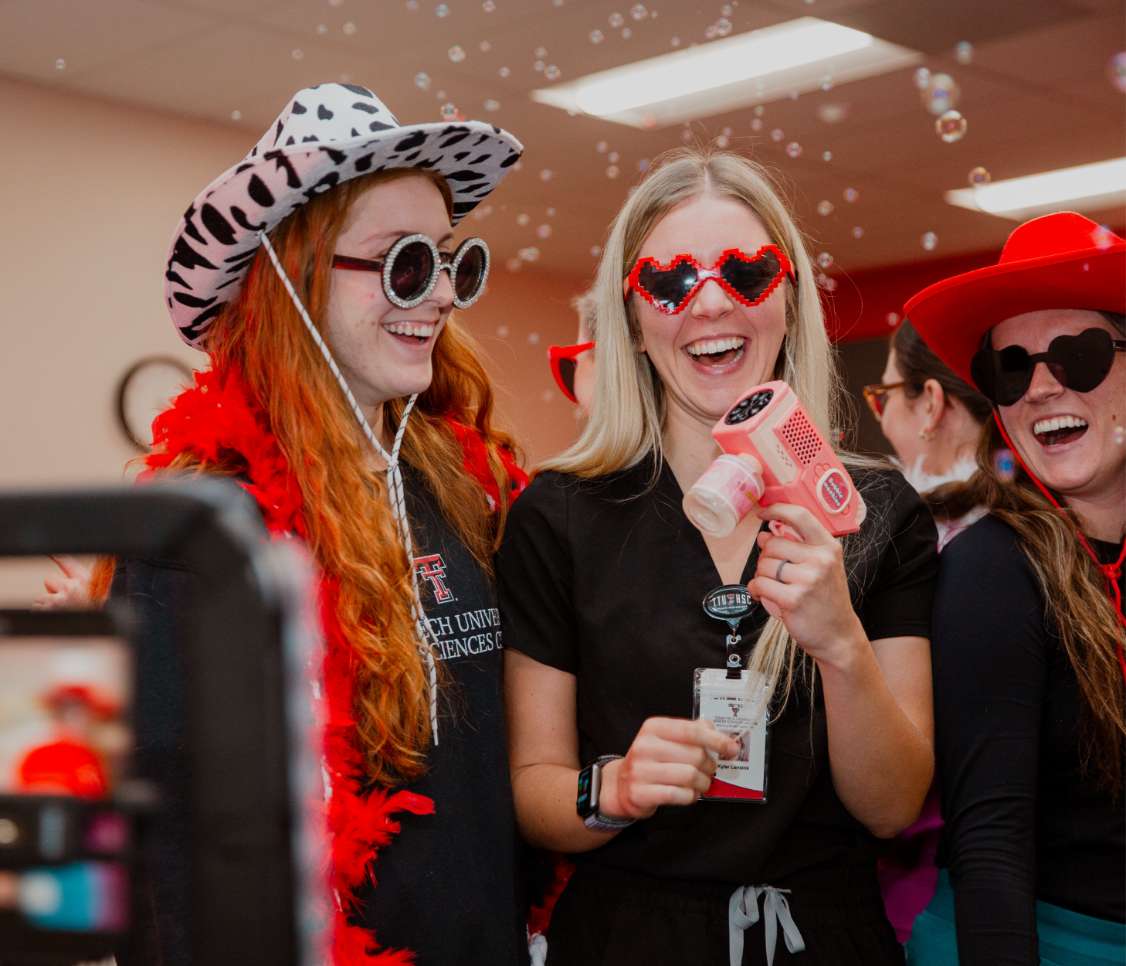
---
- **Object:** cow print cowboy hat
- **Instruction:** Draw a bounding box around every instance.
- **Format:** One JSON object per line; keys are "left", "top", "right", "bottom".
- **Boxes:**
{"left": 164, "top": 82, "right": 524, "bottom": 348}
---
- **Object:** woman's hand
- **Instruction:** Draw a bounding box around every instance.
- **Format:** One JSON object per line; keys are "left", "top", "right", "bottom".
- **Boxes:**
{"left": 599, "top": 718, "right": 739, "bottom": 820}
{"left": 32, "top": 556, "right": 93, "bottom": 610}
{"left": 747, "top": 503, "right": 865, "bottom": 669}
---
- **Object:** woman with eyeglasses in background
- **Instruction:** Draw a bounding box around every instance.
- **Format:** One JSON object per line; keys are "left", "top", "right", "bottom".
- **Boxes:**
{"left": 864, "top": 320, "right": 993, "bottom": 548}
{"left": 904, "top": 212, "right": 1126, "bottom": 966}
{"left": 861, "top": 320, "right": 992, "bottom": 950}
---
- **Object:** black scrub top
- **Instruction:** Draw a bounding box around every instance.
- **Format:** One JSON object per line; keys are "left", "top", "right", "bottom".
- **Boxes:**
{"left": 495, "top": 456, "right": 937, "bottom": 888}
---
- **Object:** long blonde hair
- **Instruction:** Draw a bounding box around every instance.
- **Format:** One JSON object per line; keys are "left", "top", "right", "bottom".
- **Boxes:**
{"left": 543, "top": 146, "right": 857, "bottom": 715}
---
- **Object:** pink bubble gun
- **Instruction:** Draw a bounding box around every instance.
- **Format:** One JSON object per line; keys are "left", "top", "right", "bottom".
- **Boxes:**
{"left": 683, "top": 380, "right": 865, "bottom": 539}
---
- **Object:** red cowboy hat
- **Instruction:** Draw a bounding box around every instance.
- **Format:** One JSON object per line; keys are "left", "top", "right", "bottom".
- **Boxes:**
{"left": 904, "top": 212, "right": 1126, "bottom": 388}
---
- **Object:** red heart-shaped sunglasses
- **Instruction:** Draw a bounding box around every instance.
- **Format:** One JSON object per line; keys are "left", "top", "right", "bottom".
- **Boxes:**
{"left": 626, "top": 244, "right": 795, "bottom": 315}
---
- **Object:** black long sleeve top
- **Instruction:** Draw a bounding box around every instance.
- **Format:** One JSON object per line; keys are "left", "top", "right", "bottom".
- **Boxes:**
{"left": 932, "top": 515, "right": 1125, "bottom": 964}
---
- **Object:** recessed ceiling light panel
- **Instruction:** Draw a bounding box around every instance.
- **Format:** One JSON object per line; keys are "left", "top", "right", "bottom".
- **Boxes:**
{"left": 531, "top": 17, "right": 922, "bottom": 128}
{"left": 946, "top": 157, "right": 1126, "bottom": 221}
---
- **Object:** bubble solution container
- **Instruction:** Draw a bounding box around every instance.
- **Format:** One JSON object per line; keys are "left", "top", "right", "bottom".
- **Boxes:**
{"left": 683, "top": 453, "right": 765, "bottom": 538}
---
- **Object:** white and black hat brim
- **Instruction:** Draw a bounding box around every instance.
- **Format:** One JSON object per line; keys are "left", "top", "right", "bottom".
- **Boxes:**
{"left": 164, "top": 83, "right": 523, "bottom": 347}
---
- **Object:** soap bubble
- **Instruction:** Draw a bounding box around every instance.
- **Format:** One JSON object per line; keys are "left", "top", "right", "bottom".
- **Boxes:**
{"left": 480, "top": 39, "right": 492, "bottom": 52}
{"left": 482, "top": 0, "right": 496, "bottom": 10}
{"left": 923, "top": 73, "right": 960, "bottom": 115}
{"left": 533, "top": 60, "right": 545, "bottom": 72}
{"left": 230, "top": 109, "right": 242, "bottom": 121}
{"left": 935, "top": 110, "right": 967, "bottom": 143}
{"left": 851, "top": 226, "right": 864, "bottom": 239}
{"left": 537, "top": 224, "right": 552, "bottom": 239}
{"left": 590, "top": 245, "right": 602, "bottom": 257}
{"left": 415, "top": 71, "right": 431, "bottom": 90}
{"left": 817, "top": 103, "right": 848, "bottom": 124}
{"left": 921, "top": 231, "right": 938, "bottom": 251}
{"left": 498, "top": 65, "right": 510, "bottom": 77}
{"left": 954, "top": 41, "right": 974, "bottom": 65}
{"left": 342, "top": 21, "right": 357, "bottom": 35}
{"left": 1114, "top": 425, "right": 1125, "bottom": 446}
{"left": 519, "top": 247, "right": 541, "bottom": 262}
{"left": 534, "top": 46, "right": 547, "bottom": 57}
{"left": 753, "top": 105, "right": 765, "bottom": 117}
{"left": 527, "top": 332, "right": 541, "bottom": 346}
{"left": 785, "top": 141, "right": 803, "bottom": 159}
{"left": 715, "top": 18, "right": 733, "bottom": 37}
{"left": 316, "top": 23, "right": 328, "bottom": 34}
{"left": 539, "top": 168, "right": 553, "bottom": 181}
{"left": 609, "top": 11, "right": 624, "bottom": 27}
{"left": 913, "top": 67, "right": 931, "bottom": 91}
{"left": 55, "top": 57, "right": 66, "bottom": 70}
{"left": 516, "top": 212, "right": 531, "bottom": 226}
{"left": 1109, "top": 52, "right": 1126, "bottom": 93}
{"left": 770, "top": 128, "right": 784, "bottom": 142}
{"left": 822, "top": 150, "right": 833, "bottom": 162}
{"left": 620, "top": 26, "right": 632, "bottom": 39}
{"left": 484, "top": 98, "right": 500, "bottom": 112}
{"left": 886, "top": 312, "right": 900, "bottom": 327}
{"left": 596, "top": 140, "right": 608, "bottom": 153}
{"left": 631, "top": 3, "right": 648, "bottom": 19}
{"left": 816, "top": 252, "right": 834, "bottom": 269}
{"left": 608, "top": 151, "right": 620, "bottom": 163}
{"left": 545, "top": 64, "right": 561, "bottom": 80}
{"left": 496, "top": 324, "right": 510, "bottom": 338}
{"left": 968, "top": 165, "right": 991, "bottom": 186}
{"left": 750, "top": 118, "right": 764, "bottom": 132}
{"left": 670, "top": 35, "right": 681, "bottom": 47}
{"left": 440, "top": 102, "right": 460, "bottom": 120}
{"left": 435, "top": 2, "right": 449, "bottom": 16}
{"left": 606, "top": 165, "right": 620, "bottom": 178}
{"left": 590, "top": 29, "right": 604, "bottom": 43}
{"left": 291, "top": 48, "right": 304, "bottom": 60}
{"left": 448, "top": 45, "right": 466, "bottom": 63}
{"left": 716, "top": 134, "right": 730, "bottom": 148}
{"left": 817, "top": 200, "right": 834, "bottom": 216}
{"left": 843, "top": 187, "right": 859, "bottom": 203}
{"left": 547, "top": 206, "right": 556, "bottom": 216}
{"left": 505, "top": 258, "right": 522, "bottom": 272}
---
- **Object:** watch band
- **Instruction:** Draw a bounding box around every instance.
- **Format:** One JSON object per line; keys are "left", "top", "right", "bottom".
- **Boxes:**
{"left": 579, "top": 755, "right": 635, "bottom": 832}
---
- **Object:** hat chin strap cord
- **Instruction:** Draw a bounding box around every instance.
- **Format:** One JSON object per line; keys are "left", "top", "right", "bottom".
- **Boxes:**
{"left": 992, "top": 411, "right": 1126, "bottom": 685}
{"left": 258, "top": 230, "right": 441, "bottom": 745}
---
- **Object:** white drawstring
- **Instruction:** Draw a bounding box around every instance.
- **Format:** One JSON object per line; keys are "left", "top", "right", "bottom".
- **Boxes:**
{"left": 729, "top": 885, "right": 805, "bottom": 966}
{"left": 259, "top": 230, "right": 440, "bottom": 745}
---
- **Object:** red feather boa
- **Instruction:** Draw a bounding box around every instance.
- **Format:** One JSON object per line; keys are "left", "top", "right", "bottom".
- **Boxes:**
{"left": 143, "top": 365, "right": 526, "bottom": 962}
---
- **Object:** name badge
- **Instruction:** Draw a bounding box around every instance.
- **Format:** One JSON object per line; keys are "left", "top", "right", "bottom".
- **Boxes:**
{"left": 692, "top": 667, "right": 770, "bottom": 803}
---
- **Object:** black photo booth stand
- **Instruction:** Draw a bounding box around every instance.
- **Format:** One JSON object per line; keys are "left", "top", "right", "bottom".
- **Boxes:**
{"left": 0, "top": 480, "right": 327, "bottom": 966}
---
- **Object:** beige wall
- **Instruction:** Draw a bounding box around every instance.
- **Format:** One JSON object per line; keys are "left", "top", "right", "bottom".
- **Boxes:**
{"left": 0, "top": 76, "right": 587, "bottom": 601}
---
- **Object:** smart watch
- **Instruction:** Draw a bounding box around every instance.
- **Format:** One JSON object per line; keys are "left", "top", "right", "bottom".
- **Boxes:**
{"left": 576, "top": 755, "right": 634, "bottom": 832}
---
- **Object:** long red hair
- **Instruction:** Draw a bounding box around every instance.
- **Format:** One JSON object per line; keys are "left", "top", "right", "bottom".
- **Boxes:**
{"left": 167, "top": 170, "right": 518, "bottom": 783}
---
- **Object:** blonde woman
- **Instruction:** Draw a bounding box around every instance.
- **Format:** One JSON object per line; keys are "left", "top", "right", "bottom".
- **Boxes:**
{"left": 496, "top": 148, "right": 937, "bottom": 965}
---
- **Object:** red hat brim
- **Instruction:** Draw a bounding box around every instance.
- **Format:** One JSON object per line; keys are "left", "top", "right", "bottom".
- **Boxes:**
{"left": 904, "top": 243, "right": 1126, "bottom": 388}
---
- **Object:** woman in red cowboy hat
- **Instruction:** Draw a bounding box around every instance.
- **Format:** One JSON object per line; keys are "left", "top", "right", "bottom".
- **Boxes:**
{"left": 904, "top": 211, "right": 1125, "bottom": 965}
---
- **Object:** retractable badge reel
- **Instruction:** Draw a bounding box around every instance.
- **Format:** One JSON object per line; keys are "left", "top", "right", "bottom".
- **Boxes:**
{"left": 694, "top": 585, "right": 771, "bottom": 803}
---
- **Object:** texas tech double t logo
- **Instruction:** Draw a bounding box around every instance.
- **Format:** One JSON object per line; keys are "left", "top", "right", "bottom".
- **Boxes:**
{"left": 414, "top": 553, "right": 453, "bottom": 604}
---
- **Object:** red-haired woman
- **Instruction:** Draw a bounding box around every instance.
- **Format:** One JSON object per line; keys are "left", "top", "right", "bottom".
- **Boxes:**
{"left": 105, "top": 84, "right": 529, "bottom": 965}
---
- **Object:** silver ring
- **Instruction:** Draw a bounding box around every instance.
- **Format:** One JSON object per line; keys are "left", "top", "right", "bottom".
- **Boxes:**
{"left": 775, "top": 559, "right": 788, "bottom": 583}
